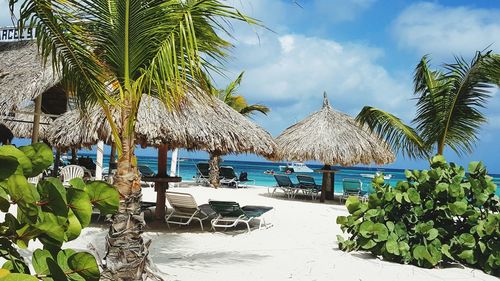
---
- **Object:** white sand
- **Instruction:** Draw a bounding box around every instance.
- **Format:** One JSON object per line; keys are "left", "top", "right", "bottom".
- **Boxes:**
{"left": 2, "top": 185, "right": 497, "bottom": 281}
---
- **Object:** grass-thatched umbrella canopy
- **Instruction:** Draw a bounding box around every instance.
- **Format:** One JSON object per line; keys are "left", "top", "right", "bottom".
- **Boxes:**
{"left": 0, "top": 42, "right": 60, "bottom": 113}
{"left": 47, "top": 92, "right": 276, "bottom": 157}
{"left": 275, "top": 92, "right": 395, "bottom": 202}
{"left": 0, "top": 105, "right": 53, "bottom": 139}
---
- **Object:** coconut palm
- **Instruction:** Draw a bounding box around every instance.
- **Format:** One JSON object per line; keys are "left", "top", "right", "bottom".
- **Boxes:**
{"left": 10, "top": 0, "right": 255, "bottom": 279}
{"left": 208, "top": 72, "right": 270, "bottom": 187}
{"left": 356, "top": 51, "right": 500, "bottom": 159}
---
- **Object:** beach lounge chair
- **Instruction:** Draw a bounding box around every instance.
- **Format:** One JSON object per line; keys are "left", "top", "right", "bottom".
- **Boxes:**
{"left": 270, "top": 174, "right": 300, "bottom": 198}
{"left": 220, "top": 166, "right": 240, "bottom": 188}
{"left": 341, "top": 178, "right": 367, "bottom": 203}
{"left": 238, "top": 172, "right": 255, "bottom": 187}
{"left": 60, "top": 165, "right": 85, "bottom": 186}
{"left": 209, "top": 200, "right": 273, "bottom": 232}
{"left": 165, "top": 191, "right": 215, "bottom": 230}
{"left": 194, "top": 162, "right": 210, "bottom": 185}
{"left": 296, "top": 175, "right": 321, "bottom": 200}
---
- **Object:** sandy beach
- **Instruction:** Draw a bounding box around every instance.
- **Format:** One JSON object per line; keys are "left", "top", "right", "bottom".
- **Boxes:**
{"left": 39, "top": 184, "right": 495, "bottom": 281}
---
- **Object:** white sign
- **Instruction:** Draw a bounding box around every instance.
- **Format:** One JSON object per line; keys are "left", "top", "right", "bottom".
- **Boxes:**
{"left": 0, "top": 26, "right": 37, "bottom": 42}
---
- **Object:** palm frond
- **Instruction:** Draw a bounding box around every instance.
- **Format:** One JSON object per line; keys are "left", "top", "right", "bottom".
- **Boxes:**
{"left": 356, "top": 106, "right": 428, "bottom": 159}
{"left": 11, "top": 0, "right": 109, "bottom": 109}
{"left": 435, "top": 51, "right": 499, "bottom": 155}
{"left": 240, "top": 104, "right": 270, "bottom": 116}
{"left": 412, "top": 55, "right": 448, "bottom": 150}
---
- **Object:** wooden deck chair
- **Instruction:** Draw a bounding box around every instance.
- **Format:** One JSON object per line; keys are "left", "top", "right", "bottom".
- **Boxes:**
{"left": 341, "top": 178, "right": 367, "bottom": 203}
{"left": 165, "top": 191, "right": 215, "bottom": 230}
{"left": 270, "top": 174, "right": 300, "bottom": 198}
{"left": 60, "top": 165, "right": 85, "bottom": 186}
{"left": 296, "top": 175, "right": 321, "bottom": 200}
{"left": 209, "top": 200, "right": 273, "bottom": 232}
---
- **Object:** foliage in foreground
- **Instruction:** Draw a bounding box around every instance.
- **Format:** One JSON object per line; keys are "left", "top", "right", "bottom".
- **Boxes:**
{"left": 337, "top": 156, "right": 500, "bottom": 276}
{"left": 0, "top": 143, "right": 119, "bottom": 280}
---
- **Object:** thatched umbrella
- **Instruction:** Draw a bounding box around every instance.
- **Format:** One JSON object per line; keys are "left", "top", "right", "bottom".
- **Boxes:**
{"left": 0, "top": 41, "right": 64, "bottom": 142}
{"left": 47, "top": 93, "right": 276, "bottom": 155}
{"left": 1, "top": 105, "right": 53, "bottom": 140}
{"left": 0, "top": 42, "right": 59, "bottom": 113}
{"left": 275, "top": 92, "right": 395, "bottom": 202}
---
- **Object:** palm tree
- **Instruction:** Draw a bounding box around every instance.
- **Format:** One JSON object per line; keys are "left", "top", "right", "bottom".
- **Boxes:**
{"left": 208, "top": 72, "right": 270, "bottom": 187}
{"left": 356, "top": 51, "right": 500, "bottom": 159}
{"left": 10, "top": 0, "right": 255, "bottom": 279}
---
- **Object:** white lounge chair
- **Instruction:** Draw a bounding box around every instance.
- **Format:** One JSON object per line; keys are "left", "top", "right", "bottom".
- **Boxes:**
{"left": 165, "top": 191, "right": 215, "bottom": 230}
{"left": 60, "top": 165, "right": 85, "bottom": 186}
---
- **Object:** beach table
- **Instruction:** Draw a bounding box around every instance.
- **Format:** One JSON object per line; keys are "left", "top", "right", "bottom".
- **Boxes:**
{"left": 142, "top": 176, "right": 182, "bottom": 219}
{"left": 314, "top": 166, "right": 338, "bottom": 202}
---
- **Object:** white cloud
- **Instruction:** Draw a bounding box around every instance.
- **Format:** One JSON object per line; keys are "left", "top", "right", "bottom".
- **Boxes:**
{"left": 393, "top": 2, "right": 500, "bottom": 56}
{"left": 218, "top": 32, "right": 413, "bottom": 136}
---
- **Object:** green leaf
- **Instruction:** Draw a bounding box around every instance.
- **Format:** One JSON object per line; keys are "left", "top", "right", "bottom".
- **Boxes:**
{"left": 32, "top": 249, "right": 53, "bottom": 278}
{"left": 18, "top": 143, "right": 53, "bottom": 177}
{"left": 345, "top": 196, "right": 361, "bottom": 214}
{"left": 457, "top": 249, "right": 476, "bottom": 264}
{"left": 37, "top": 178, "right": 68, "bottom": 218}
{"left": 386, "top": 239, "right": 400, "bottom": 255}
{"left": 35, "top": 212, "right": 67, "bottom": 242}
{"left": 372, "top": 223, "right": 389, "bottom": 242}
{"left": 441, "top": 244, "right": 454, "bottom": 260}
{"left": 65, "top": 209, "right": 82, "bottom": 241}
{"left": 68, "top": 178, "right": 86, "bottom": 190}
{"left": 386, "top": 221, "right": 395, "bottom": 232}
{"left": 459, "top": 233, "right": 476, "bottom": 248}
{"left": 430, "top": 155, "right": 446, "bottom": 166}
{"left": 66, "top": 188, "right": 92, "bottom": 228}
{"left": 359, "top": 221, "right": 374, "bottom": 238}
{"left": 336, "top": 216, "right": 348, "bottom": 225}
{"left": 0, "top": 273, "right": 39, "bottom": 281}
{"left": 15, "top": 225, "right": 41, "bottom": 249}
{"left": 6, "top": 175, "right": 40, "bottom": 223}
{"left": 67, "top": 252, "right": 100, "bottom": 281}
{"left": 426, "top": 228, "right": 439, "bottom": 241}
{"left": 449, "top": 201, "right": 467, "bottom": 216}
{"left": 0, "top": 187, "right": 10, "bottom": 212}
{"left": 407, "top": 188, "right": 421, "bottom": 204}
{"left": 0, "top": 145, "right": 32, "bottom": 176}
{"left": 84, "top": 181, "right": 119, "bottom": 215}
{"left": 0, "top": 155, "right": 19, "bottom": 180}
{"left": 47, "top": 258, "right": 68, "bottom": 281}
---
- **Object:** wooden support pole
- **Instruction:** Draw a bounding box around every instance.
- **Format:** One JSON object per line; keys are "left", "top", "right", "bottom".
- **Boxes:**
{"left": 31, "top": 95, "right": 42, "bottom": 143}
{"left": 155, "top": 144, "right": 168, "bottom": 220}
{"left": 108, "top": 142, "right": 116, "bottom": 176}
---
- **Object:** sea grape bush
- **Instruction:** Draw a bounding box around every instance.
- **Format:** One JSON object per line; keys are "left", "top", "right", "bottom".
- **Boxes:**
{"left": 0, "top": 143, "right": 119, "bottom": 280}
{"left": 336, "top": 155, "right": 500, "bottom": 276}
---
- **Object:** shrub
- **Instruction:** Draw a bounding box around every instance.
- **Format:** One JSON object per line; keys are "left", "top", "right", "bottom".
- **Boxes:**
{"left": 337, "top": 155, "right": 500, "bottom": 276}
{"left": 0, "top": 143, "right": 119, "bottom": 280}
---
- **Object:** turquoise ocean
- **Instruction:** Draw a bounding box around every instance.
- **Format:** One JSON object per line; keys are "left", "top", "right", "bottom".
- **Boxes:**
{"left": 81, "top": 153, "right": 500, "bottom": 196}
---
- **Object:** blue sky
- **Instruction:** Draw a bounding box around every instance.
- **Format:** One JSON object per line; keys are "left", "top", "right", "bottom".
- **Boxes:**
{"left": 2, "top": 0, "right": 500, "bottom": 172}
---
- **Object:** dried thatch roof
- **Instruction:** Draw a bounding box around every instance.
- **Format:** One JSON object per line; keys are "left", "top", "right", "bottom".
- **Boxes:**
{"left": 275, "top": 93, "right": 395, "bottom": 166}
{"left": 0, "top": 42, "right": 60, "bottom": 113}
{"left": 47, "top": 92, "right": 276, "bottom": 157}
{"left": 0, "top": 105, "right": 53, "bottom": 139}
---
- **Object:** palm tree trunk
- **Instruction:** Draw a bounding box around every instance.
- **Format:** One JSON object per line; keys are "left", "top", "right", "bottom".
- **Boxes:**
{"left": 209, "top": 152, "right": 221, "bottom": 188}
{"left": 102, "top": 107, "right": 154, "bottom": 281}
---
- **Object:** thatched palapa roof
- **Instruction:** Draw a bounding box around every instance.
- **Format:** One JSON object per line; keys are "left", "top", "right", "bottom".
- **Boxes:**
{"left": 0, "top": 105, "right": 53, "bottom": 139}
{"left": 47, "top": 92, "right": 276, "bottom": 157}
{"left": 275, "top": 93, "right": 395, "bottom": 166}
{"left": 0, "top": 42, "right": 60, "bottom": 113}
